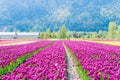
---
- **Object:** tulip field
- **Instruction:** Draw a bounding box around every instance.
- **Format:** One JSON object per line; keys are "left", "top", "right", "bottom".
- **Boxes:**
{"left": 65, "top": 41, "right": 120, "bottom": 80}
{"left": 0, "top": 40, "right": 120, "bottom": 80}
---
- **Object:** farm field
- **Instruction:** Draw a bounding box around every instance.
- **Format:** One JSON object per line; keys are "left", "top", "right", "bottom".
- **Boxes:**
{"left": 0, "top": 40, "right": 120, "bottom": 80}
{"left": 1, "top": 0, "right": 120, "bottom": 80}
{"left": 0, "top": 40, "right": 38, "bottom": 46}
{"left": 73, "top": 40, "right": 120, "bottom": 46}
{"left": 92, "top": 40, "right": 120, "bottom": 46}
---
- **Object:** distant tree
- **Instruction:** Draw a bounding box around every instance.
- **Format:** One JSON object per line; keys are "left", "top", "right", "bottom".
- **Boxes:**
{"left": 38, "top": 32, "right": 42, "bottom": 39}
{"left": 117, "top": 25, "right": 120, "bottom": 39}
{"left": 118, "top": 26, "right": 120, "bottom": 34}
{"left": 108, "top": 22, "right": 117, "bottom": 39}
{"left": 67, "top": 31, "right": 72, "bottom": 39}
{"left": 41, "top": 33, "right": 44, "bottom": 39}
{"left": 29, "top": 30, "right": 33, "bottom": 32}
{"left": 44, "top": 28, "right": 51, "bottom": 39}
{"left": 97, "top": 30, "right": 107, "bottom": 39}
{"left": 85, "top": 32, "right": 91, "bottom": 39}
{"left": 98, "top": 30, "right": 103, "bottom": 38}
{"left": 59, "top": 25, "right": 67, "bottom": 39}
{"left": 56, "top": 32, "right": 60, "bottom": 39}
{"left": 51, "top": 31, "right": 57, "bottom": 38}
{"left": 91, "top": 32, "right": 97, "bottom": 39}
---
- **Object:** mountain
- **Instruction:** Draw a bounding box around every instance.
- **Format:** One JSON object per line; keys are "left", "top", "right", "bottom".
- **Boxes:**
{"left": 0, "top": 0, "right": 119, "bottom": 32}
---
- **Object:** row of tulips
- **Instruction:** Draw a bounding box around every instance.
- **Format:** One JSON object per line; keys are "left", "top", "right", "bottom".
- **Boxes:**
{"left": 0, "top": 41, "right": 51, "bottom": 68}
{"left": 0, "top": 44, "right": 21, "bottom": 51}
{"left": 1, "top": 41, "right": 67, "bottom": 80}
{"left": 0, "top": 41, "right": 52, "bottom": 76}
{"left": 64, "top": 41, "right": 120, "bottom": 80}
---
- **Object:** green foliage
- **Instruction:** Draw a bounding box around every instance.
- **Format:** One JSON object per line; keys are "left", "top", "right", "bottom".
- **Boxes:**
{"left": 59, "top": 25, "right": 67, "bottom": 39}
{"left": 37, "top": 22, "right": 120, "bottom": 40}
{"left": 98, "top": 30, "right": 107, "bottom": 39}
{"left": 44, "top": 28, "right": 51, "bottom": 39}
{"left": 100, "top": 75, "right": 104, "bottom": 80}
{"left": 67, "top": 31, "right": 73, "bottom": 39}
{"left": 91, "top": 32, "right": 97, "bottom": 39}
{"left": 117, "top": 26, "right": 120, "bottom": 40}
{"left": 29, "top": 30, "right": 33, "bottom": 32}
{"left": 76, "top": 66, "right": 90, "bottom": 80}
{"left": 118, "top": 26, "right": 120, "bottom": 34}
{"left": 51, "top": 31, "right": 57, "bottom": 38}
{"left": 98, "top": 30, "right": 103, "bottom": 38}
{"left": 39, "top": 33, "right": 44, "bottom": 39}
{"left": 108, "top": 22, "right": 117, "bottom": 39}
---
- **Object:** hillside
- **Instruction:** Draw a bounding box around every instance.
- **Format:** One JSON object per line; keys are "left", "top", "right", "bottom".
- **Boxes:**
{"left": 0, "top": 0, "right": 119, "bottom": 32}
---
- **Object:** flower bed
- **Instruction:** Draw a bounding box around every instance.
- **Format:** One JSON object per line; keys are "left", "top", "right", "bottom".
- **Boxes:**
{"left": 1, "top": 41, "right": 67, "bottom": 80}
{"left": 0, "top": 41, "right": 51, "bottom": 68}
{"left": 65, "top": 41, "right": 120, "bottom": 80}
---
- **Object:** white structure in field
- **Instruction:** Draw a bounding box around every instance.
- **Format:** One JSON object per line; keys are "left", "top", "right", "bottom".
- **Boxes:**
{"left": 0, "top": 32, "right": 39, "bottom": 39}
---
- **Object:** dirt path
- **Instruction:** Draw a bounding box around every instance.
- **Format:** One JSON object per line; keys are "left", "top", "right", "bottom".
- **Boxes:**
{"left": 63, "top": 44, "right": 81, "bottom": 80}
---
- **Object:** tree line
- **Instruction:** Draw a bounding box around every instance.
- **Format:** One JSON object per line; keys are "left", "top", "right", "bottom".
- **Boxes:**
{"left": 39, "top": 25, "right": 68, "bottom": 39}
{"left": 38, "top": 22, "right": 120, "bottom": 40}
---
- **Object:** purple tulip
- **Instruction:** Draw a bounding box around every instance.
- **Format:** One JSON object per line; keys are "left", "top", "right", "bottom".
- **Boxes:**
{"left": 1, "top": 41, "right": 67, "bottom": 80}
{"left": 64, "top": 40, "right": 120, "bottom": 79}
